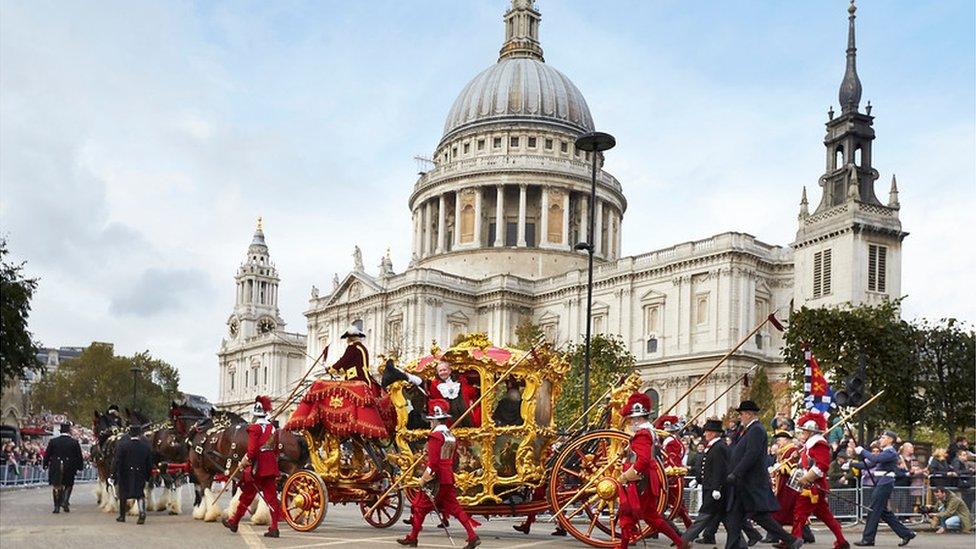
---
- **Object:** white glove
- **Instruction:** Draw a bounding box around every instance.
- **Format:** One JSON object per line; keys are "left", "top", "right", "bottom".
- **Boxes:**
{"left": 688, "top": 479, "right": 698, "bottom": 489}
{"left": 855, "top": 446, "right": 864, "bottom": 454}
{"left": 711, "top": 490, "right": 721, "bottom": 500}
{"left": 767, "top": 465, "right": 776, "bottom": 474}
{"left": 406, "top": 373, "right": 423, "bottom": 386}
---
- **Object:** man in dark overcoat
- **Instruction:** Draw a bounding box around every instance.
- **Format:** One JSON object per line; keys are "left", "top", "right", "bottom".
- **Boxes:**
{"left": 683, "top": 419, "right": 731, "bottom": 545}
{"left": 112, "top": 424, "right": 153, "bottom": 524}
{"left": 723, "top": 400, "right": 802, "bottom": 549}
{"left": 43, "top": 422, "right": 84, "bottom": 513}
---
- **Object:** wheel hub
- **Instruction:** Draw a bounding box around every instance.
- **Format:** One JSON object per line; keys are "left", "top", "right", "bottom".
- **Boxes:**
{"left": 596, "top": 478, "right": 617, "bottom": 501}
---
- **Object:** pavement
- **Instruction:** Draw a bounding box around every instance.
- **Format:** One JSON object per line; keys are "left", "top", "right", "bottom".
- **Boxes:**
{"left": 1, "top": 484, "right": 973, "bottom": 549}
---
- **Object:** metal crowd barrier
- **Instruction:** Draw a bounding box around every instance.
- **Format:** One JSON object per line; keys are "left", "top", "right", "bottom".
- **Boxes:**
{"left": 0, "top": 463, "right": 98, "bottom": 488}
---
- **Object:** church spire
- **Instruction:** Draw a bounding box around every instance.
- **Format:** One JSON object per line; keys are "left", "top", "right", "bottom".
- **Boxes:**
{"left": 838, "top": 0, "right": 862, "bottom": 114}
{"left": 888, "top": 174, "right": 900, "bottom": 208}
{"left": 499, "top": 0, "right": 544, "bottom": 62}
{"left": 799, "top": 186, "right": 809, "bottom": 218}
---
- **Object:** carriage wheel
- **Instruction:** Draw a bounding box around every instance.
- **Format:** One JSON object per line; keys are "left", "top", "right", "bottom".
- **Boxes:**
{"left": 281, "top": 470, "right": 328, "bottom": 532}
{"left": 359, "top": 488, "right": 404, "bottom": 528}
{"left": 547, "top": 429, "right": 663, "bottom": 548}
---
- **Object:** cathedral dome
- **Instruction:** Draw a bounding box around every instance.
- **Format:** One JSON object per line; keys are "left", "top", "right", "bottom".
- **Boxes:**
{"left": 442, "top": 57, "right": 594, "bottom": 140}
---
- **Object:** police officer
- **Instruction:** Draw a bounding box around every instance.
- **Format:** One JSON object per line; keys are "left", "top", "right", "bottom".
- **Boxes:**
{"left": 112, "top": 424, "right": 153, "bottom": 524}
{"left": 43, "top": 422, "right": 83, "bottom": 513}
{"left": 222, "top": 395, "right": 284, "bottom": 538}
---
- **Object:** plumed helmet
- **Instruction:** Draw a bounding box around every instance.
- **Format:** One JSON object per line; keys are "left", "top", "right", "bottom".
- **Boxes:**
{"left": 622, "top": 393, "right": 653, "bottom": 419}
{"left": 796, "top": 411, "right": 827, "bottom": 433}
{"left": 425, "top": 398, "right": 452, "bottom": 420}
{"left": 654, "top": 414, "right": 683, "bottom": 432}
{"left": 252, "top": 395, "right": 272, "bottom": 417}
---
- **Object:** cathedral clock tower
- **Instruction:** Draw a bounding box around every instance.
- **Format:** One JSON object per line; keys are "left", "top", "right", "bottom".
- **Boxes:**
{"left": 228, "top": 217, "right": 285, "bottom": 339}
{"left": 793, "top": 0, "right": 907, "bottom": 308}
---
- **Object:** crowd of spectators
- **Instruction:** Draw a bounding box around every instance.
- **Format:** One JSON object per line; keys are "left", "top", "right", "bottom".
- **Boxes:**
{"left": 2, "top": 414, "right": 97, "bottom": 480}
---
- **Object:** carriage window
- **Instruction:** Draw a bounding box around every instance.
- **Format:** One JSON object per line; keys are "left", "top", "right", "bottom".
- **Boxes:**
{"left": 492, "top": 383, "right": 524, "bottom": 427}
{"left": 230, "top": 372, "right": 235, "bottom": 391}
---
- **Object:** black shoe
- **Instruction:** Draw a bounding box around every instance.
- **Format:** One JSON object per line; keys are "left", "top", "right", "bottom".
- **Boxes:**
{"left": 221, "top": 518, "right": 238, "bottom": 533}
{"left": 802, "top": 525, "right": 816, "bottom": 544}
{"left": 137, "top": 515, "right": 146, "bottom": 525}
{"left": 116, "top": 515, "right": 125, "bottom": 523}
{"left": 402, "top": 518, "right": 411, "bottom": 525}
{"left": 53, "top": 506, "right": 60, "bottom": 514}
{"left": 396, "top": 538, "right": 418, "bottom": 547}
{"left": 761, "top": 534, "right": 777, "bottom": 544}
{"left": 853, "top": 542, "right": 874, "bottom": 547}
{"left": 264, "top": 530, "right": 279, "bottom": 538}
{"left": 513, "top": 523, "right": 530, "bottom": 534}
{"left": 748, "top": 533, "right": 763, "bottom": 546}
{"left": 463, "top": 536, "right": 481, "bottom": 549}
{"left": 789, "top": 538, "right": 804, "bottom": 549}
{"left": 897, "top": 533, "right": 916, "bottom": 547}
{"left": 697, "top": 538, "right": 717, "bottom": 545}
{"left": 551, "top": 527, "right": 567, "bottom": 536}
{"left": 62, "top": 503, "right": 69, "bottom": 513}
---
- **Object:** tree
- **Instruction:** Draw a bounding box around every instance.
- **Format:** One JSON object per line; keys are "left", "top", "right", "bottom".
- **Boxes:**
{"left": 0, "top": 238, "right": 42, "bottom": 388}
{"left": 915, "top": 318, "right": 975, "bottom": 439}
{"left": 554, "top": 334, "right": 637, "bottom": 428}
{"left": 748, "top": 367, "right": 776, "bottom": 426}
{"left": 511, "top": 318, "right": 544, "bottom": 350}
{"left": 32, "top": 343, "right": 182, "bottom": 424}
{"left": 783, "top": 300, "right": 919, "bottom": 437}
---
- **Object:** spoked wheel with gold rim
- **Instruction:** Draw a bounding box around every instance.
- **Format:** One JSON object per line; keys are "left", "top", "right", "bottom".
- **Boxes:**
{"left": 281, "top": 470, "right": 328, "bottom": 532}
{"left": 359, "top": 487, "right": 404, "bottom": 528}
{"left": 547, "top": 429, "right": 662, "bottom": 548}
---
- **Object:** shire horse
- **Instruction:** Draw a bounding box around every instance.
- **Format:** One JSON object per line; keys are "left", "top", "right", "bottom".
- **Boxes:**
{"left": 122, "top": 408, "right": 189, "bottom": 515}
{"left": 91, "top": 408, "right": 126, "bottom": 513}
{"left": 169, "top": 402, "right": 308, "bottom": 523}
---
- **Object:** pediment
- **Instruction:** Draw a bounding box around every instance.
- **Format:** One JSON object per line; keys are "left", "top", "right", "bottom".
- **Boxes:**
{"left": 325, "top": 272, "right": 384, "bottom": 306}
{"left": 538, "top": 310, "right": 560, "bottom": 323}
{"left": 447, "top": 310, "right": 469, "bottom": 323}
{"left": 640, "top": 288, "right": 667, "bottom": 304}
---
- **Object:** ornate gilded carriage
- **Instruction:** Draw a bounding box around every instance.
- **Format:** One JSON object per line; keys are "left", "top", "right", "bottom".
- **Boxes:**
{"left": 279, "top": 333, "right": 685, "bottom": 548}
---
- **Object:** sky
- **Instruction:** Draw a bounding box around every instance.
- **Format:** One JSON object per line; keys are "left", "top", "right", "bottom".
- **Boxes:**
{"left": 1, "top": 1, "right": 973, "bottom": 400}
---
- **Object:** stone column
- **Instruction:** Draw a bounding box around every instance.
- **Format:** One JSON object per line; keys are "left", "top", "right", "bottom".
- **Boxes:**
{"left": 517, "top": 184, "right": 527, "bottom": 247}
{"left": 422, "top": 200, "right": 432, "bottom": 257}
{"left": 411, "top": 210, "right": 420, "bottom": 259}
{"left": 594, "top": 199, "right": 604, "bottom": 256}
{"left": 540, "top": 185, "right": 550, "bottom": 246}
{"left": 453, "top": 192, "right": 462, "bottom": 248}
{"left": 579, "top": 194, "right": 588, "bottom": 245}
{"left": 494, "top": 185, "right": 505, "bottom": 247}
{"left": 561, "top": 190, "right": 570, "bottom": 248}
{"left": 616, "top": 211, "right": 623, "bottom": 259}
{"left": 473, "top": 188, "right": 483, "bottom": 246}
{"left": 436, "top": 194, "right": 446, "bottom": 253}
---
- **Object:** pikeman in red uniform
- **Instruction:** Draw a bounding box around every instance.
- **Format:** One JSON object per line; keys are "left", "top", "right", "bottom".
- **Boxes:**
{"left": 791, "top": 412, "right": 849, "bottom": 549}
{"left": 222, "top": 395, "right": 284, "bottom": 538}
{"left": 397, "top": 399, "right": 481, "bottom": 549}
{"left": 656, "top": 414, "right": 693, "bottom": 529}
{"left": 616, "top": 393, "right": 683, "bottom": 549}
{"left": 330, "top": 326, "right": 374, "bottom": 389}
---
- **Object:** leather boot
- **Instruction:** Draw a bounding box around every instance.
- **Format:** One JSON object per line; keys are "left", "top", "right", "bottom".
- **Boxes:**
{"left": 62, "top": 485, "right": 73, "bottom": 513}
{"left": 52, "top": 488, "right": 61, "bottom": 513}
{"left": 117, "top": 499, "right": 127, "bottom": 522}
{"left": 137, "top": 499, "right": 147, "bottom": 524}
{"left": 802, "top": 525, "right": 815, "bottom": 544}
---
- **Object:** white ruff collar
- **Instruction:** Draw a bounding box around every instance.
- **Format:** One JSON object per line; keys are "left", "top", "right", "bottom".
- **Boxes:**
{"left": 804, "top": 433, "right": 826, "bottom": 449}
{"left": 436, "top": 378, "right": 461, "bottom": 400}
{"left": 433, "top": 423, "right": 454, "bottom": 442}
{"left": 635, "top": 421, "right": 654, "bottom": 432}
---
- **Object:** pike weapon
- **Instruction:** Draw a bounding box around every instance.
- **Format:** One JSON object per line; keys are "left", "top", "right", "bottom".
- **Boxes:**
{"left": 212, "top": 345, "right": 330, "bottom": 502}
{"left": 422, "top": 485, "right": 455, "bottom": 547}
{"left": 686, "top": 364, "right": 759, "bottom": 426}
{"left": 366, "top": 336, "right": 551, "bottom": 516}
{"left": 660, "top": 311, "right": 781, "bottom": 418}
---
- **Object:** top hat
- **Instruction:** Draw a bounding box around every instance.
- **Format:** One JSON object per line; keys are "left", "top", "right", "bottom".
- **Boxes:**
{"left": 735, "top": 400, "right": 761, "bottom": 413}
{"left": 703, "top": 419, "right": 724, "bottom": 433}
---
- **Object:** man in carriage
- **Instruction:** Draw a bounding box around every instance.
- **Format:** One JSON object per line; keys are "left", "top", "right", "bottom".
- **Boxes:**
{"left": 429, "top": 360, "right": 480, "bottom": 428}
{"left": 656, "top": 414, "right": 693, "bottom": 529}
{"left": 330, "top": 326, "right": 375, "bottom": 389}
{"left": 397, "top": 398, "right": 481, "bottom": 549}
{"left": 222, "top": 395, "right": 284, "bottom": 539}
{"left": 616, "top": 393, "right": 683, "bottom": 549}
{"left": 790, "top": 412, "right": 849, "bottom": 549}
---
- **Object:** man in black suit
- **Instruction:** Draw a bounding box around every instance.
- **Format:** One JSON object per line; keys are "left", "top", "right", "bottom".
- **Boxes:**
{"left": 724, "top": 400, "right": 802, "bottom": 549}
{"left": 43, "top": 423, "right": 84, "bottom": 513}
{"left": 683, "top": 419, "right": 731, "bottom": 545}
{"left": 112, "top": 424, "right": 153, "bottom": 524}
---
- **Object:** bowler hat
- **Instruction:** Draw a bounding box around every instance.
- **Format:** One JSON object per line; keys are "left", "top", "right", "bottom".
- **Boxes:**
{"left": 735, "top": 400, "right": 761, "bottom": 412}
{"left": 703, "top": 419, "right": 724, "bottom": 433}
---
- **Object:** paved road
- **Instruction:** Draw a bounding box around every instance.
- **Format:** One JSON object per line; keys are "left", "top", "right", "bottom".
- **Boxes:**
{"left": 2, "top": 484, "right": 973, "bottom": 549}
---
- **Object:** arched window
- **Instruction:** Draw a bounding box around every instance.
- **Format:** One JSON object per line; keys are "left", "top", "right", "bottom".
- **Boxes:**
{"left": 644, "top": 389, "right": 660, "bottom": 418}
{"left": 547, "top": 203, "right": 563, "bottom": 244}
{"left": 460, "top": 204, "right": 475, "bottom": 243}
{"left": 853, "top": 146, "right": 862, "bottom": 166}
{"left": 834, "top": 146, "right": 844, "bottom": 169}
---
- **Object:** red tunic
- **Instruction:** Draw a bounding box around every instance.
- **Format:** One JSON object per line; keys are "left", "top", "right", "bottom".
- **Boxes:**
{"left": 772, "top": 443, "right": 801, "bottom": 525}
{"left": 246, "top": 422, "right": 279, "bottom": 479}
{"left": 799, "top": 435, "right": 831, "bottom": 493}
{"left": 625, "top": 428, "right": 662, "bottom": 499}
{"left": 424, "top": 427, "right": 455, "bottom": 484}
{"left": 661, "top": 435, "right": 685, "bottom": 467}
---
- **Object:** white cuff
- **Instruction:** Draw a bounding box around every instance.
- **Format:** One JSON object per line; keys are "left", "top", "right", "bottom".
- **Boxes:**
{"left": 407, "top": 373, "right": 423, "bottom": 386}
{"left": 711, "top": 490, "right": 721, "bottom": 500}
{"left": 424, "top": 467, "right": 432, "bottom": 475}
{"left": 811, "top": 465, "right": 823, "bottom": 478}
{"left": 855, "top": 446, "right": 864, "bottom": 454}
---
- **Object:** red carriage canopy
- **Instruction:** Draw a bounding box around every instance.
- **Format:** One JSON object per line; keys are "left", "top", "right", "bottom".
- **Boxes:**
{"left": 284, "top": 380, "right": 394, "bottom": 438}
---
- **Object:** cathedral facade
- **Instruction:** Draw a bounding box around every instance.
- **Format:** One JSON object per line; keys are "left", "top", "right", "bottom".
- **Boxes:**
{"left": 217, "top": 1, "right": 905, "bottom": 417}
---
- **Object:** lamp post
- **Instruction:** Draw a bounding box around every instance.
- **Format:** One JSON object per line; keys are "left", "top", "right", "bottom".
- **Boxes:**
{"left": 573, "top": 131, "right": 616, "bottom": 427}
{"left": 129, "top": 366, "right": 143, "bottom": 411}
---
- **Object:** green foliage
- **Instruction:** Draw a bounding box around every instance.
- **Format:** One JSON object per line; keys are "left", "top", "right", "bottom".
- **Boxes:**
{"left": 554, "top": 333, "right": 637, "bottom": 428}
{"left": 748, "top": 367, "right": 776, "bottom": 426}
{"left": 914, "top": 318, "right": 975, "bottom": 439}
{"left": 0, "top": 238, "right": 42, "bottom": 388}
{"left": 32, "top": 344, "right": 182, "bottom": 424}
{"left": 511, "top": 318, "right": 543, "bottom": 350}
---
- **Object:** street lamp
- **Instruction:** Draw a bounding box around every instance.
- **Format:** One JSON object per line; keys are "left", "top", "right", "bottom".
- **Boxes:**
{"left": 129, "top": 366, "right": 143, "bottom": 411}
{"left": 574, "top": 131, "right": 616, "bottom": 427}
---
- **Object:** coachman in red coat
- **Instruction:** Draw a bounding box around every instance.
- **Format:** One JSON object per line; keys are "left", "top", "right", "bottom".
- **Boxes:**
{"left": 655, "top": 414, "right": 692, "bottom": 528}
{"left": 398, "top": 399, "right": 481, "bottom": 549}
{"left": 223, "top": 395, "right": 284, "bottom": 538}
{"left": 792, "top": 412, "right": 849, "bottom": 549}
{"left": 616, "top": 393, "right": 682, "bottom": 549}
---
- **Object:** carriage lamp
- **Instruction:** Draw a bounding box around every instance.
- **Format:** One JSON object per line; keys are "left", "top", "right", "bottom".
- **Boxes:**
{"left": 574, "top": 131, "right": 616, "bottom": 427}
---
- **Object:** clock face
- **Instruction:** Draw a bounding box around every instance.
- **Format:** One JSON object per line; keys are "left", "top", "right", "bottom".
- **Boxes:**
{"left": 258, "top": 318, "right": 275, "bottom": 334}
{"left": 229, "top": 320, "right": 239, "bottom": 338}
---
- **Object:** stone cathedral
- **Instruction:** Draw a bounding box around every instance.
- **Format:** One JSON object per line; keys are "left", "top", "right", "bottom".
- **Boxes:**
{"left": 217, "top": 1, "right": 906, "bottom": 416}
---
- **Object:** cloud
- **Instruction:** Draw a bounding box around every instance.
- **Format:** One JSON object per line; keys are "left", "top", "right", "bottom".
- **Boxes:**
{"left": 110, "top": 267, "right": 214, "bottom": 317}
